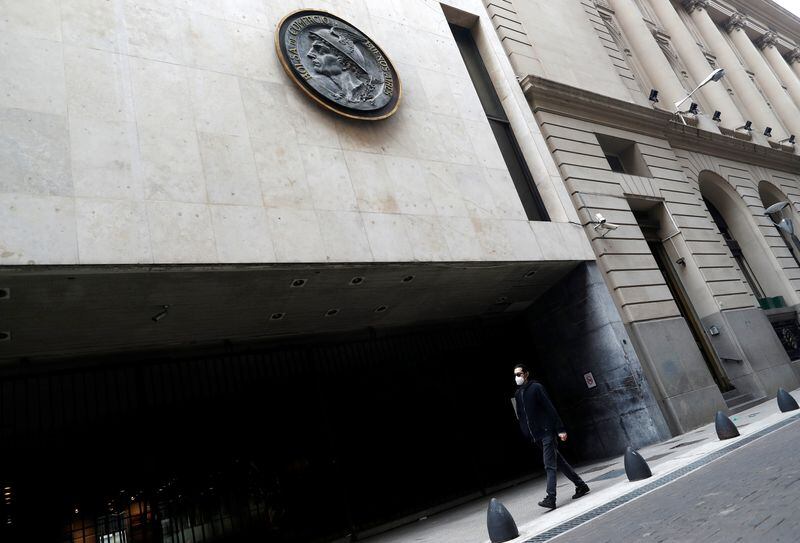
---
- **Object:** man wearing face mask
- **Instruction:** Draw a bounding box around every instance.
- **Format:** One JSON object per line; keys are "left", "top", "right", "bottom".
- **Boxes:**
{"left": 513, "top": 363, "right": 589, "bottom": 510}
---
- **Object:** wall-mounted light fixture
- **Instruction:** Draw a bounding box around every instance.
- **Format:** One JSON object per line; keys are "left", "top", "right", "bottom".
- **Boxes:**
{"left": 712, "top": 110, "right": 722, "bottom": 122}
{"left": 763, "top": 201, "right": 800, "bottom": 254}
{"left": 779, "top": 135, "right": 796, "bottom": 145}
{"left": 736, "top": 120, "right": 752, "bottom": 132}
{"left": 649, "top": 89, "right": 659, "bottom": 103}
{"left": 151, "top": 305, "right": 169, "bottom": 323}
{"left": 764, "top": 201, "right": 790, "bottom": 215}
{"left": 687, "top": 102, "right": 699, "bottom": 115}
{"left": 777, "top": 218, "right": 795, "bottom": 237}
{"left": 764, "top": 126, "right": 773, "bottom": 138}
{"left": 673, "top": 68, "right": 725, "bottom": 112}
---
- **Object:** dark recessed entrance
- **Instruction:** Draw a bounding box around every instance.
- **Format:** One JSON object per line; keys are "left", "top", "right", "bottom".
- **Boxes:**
{"left": 630, "top": 199, "right": 733, "bottom": 393}
{"left": 0, "top": 317, "right": 545, "bottom": 543}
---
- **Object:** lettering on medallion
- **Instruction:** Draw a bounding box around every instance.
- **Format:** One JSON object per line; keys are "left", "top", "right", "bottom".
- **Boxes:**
{"left": 275, "top": 10, "right": 401, "bottom": 120}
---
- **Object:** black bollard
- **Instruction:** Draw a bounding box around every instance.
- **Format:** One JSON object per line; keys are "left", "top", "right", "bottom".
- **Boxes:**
{"left": 777, "top": 388, "right": 799, "bottom": 412}
{"left": 715, "top": 410, "right": 739, "bottom": 440}
{"left": 623, "top": 446, "right": 652, "bottom": 481}
{"left": 487, "top": 498, "right": 518, "bottom": 543}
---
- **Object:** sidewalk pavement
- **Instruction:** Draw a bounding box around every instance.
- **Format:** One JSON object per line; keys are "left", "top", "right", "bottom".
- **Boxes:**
{"left": 360, "top": 388, "right": 800, "bottom": 543}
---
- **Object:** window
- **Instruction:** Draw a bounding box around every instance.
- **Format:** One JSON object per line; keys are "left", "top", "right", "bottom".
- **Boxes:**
{"left": 449, "top": 24, "right": 549, "bottom": 221}
{"left": 704, "top": 196, "right": 765, "bottom": 299}
{"left": 596, "top": 134, "right": 652, "bottom": 177}
{"left": 605, "top": 154, "right": 626, "bottom": 173}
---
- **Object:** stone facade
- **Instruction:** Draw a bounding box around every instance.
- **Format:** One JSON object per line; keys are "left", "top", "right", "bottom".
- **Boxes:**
{"left": 4, "top": 0, "right": 799, "bottom": 458}
{"left": 0, "top": 0, "right": 588, "bottom": 266}
{"left": 497, "top": 0, "right": 800, "bottom": 432}
{"left": 10, "top": 1, "right": 800, "bottom": 538}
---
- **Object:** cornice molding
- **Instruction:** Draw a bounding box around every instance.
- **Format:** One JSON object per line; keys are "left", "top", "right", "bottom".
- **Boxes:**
{"left": 707, "top": 0, "right": 800, "bottom": 49}
{"left": 520, "top": 75, "right": 800, "bottom": 172}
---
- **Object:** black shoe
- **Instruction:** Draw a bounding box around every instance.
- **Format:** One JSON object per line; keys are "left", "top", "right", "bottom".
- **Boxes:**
{"left": 537, "top": 496, "right": 556, "bottom": 510}
{"left": 572, "top": 484, "right": 590, "bottom": 500}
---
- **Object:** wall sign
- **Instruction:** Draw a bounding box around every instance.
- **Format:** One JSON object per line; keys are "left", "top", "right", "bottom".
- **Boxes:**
{"left": 583, "top": 371, "right": 597, "bottom": 389}
{"left": 275, "top": 10, "right": 401, "bottom": 120}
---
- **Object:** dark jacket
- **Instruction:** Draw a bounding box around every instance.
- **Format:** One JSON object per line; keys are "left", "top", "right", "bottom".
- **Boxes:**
{"left": 515, "top": 381, "right": 565, "bottom": 442}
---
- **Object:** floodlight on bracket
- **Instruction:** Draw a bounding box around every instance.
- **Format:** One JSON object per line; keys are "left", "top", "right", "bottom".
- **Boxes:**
{"left": 763, "top": 201, "right": 800, "bottom": 254}
{"left": 673, "top": 68, "right": 725, "bottom": 112}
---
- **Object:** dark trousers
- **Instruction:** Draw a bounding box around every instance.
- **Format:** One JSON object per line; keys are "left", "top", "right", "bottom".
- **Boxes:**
{"left": 537, "top": 434, "right": 584, "bottom": 498}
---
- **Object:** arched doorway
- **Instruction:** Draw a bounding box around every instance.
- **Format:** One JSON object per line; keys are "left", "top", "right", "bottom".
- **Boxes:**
{"left": 699, "top": 171, "right": 795, "bottom": 307}
{"left": 758, "top": 181, "right": 800, "bottom": 268}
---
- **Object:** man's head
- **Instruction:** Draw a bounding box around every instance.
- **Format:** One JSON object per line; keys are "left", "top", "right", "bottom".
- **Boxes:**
{"left": 513, "top": 363, "right": 529, "bottom": 386}
{"left": 307, "top": 38, "right": 343, "bottom": 76}
{"left": 307, "top": 27, "right": 369, "bottom": 77}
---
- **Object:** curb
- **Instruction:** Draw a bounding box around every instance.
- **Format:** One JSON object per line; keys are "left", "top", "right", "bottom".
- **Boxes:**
{"left": 520, "top": 412, "right": 800, "bottom": 542}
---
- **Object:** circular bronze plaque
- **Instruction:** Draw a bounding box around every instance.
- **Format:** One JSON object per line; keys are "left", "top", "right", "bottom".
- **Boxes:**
{"left": 275, "top": 10, "right": 401, "bottom": 120}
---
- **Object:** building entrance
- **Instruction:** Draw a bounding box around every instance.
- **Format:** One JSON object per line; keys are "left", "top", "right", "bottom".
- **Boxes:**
{"left": 0, "top": 317, "right": 547, "bottom": 543}
{"left": 632, "top": 204, "right": 733, "bottom": 393}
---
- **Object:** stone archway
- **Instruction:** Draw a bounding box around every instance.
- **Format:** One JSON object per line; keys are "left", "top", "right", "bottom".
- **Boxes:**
{"left": 758, "top": 180, "right": 800, "bottom": 267}
{"left": 699, "top": 171, "right": 797, "bottom": 306}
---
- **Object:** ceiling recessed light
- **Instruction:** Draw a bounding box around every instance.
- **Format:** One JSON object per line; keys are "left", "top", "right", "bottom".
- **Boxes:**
{"left": 350, "top": 276, "right": 364, "bottom": 285}
{"left": 325, "top": 308, "right": 340, "bottom": 317}
{"left": 291, "top": 278, "right": 307, "bottom": 288}
{"left": 0, "top": 331, "right": 10, "bottom": 342}
{"left": 0, "top": 288, "right": 9, "bottom": 299}
{"left": 401, "top": 275, "right": 415, "bottom": 283}
{"left": 270, "top": 312, "right": 285, "bottom": 321}
{"left": 151, "top": 305, "right": 169, "bottom": 322}
{"left": 375, "top": 305, "right": 388, "bottom": 313}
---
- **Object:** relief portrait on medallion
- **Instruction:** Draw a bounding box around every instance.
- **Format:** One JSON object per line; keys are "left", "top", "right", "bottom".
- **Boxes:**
{"left": 306, "top": 27, "right": 379, "bottom": 105}
{"left": 277, "top": 10, "right": 401, "bottom": 120}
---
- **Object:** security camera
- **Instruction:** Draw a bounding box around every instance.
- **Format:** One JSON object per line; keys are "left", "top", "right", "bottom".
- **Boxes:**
{"left": 592, "top": 213, "right": 619, "bottom": 233}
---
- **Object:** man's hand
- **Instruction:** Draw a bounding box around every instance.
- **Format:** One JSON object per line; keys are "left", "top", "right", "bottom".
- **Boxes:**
{"left": 558, "top": 432, "right": 568, "bottom": 441}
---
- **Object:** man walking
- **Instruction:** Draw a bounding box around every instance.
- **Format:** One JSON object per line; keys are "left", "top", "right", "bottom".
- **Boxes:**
{"left": 514, "top": 363, "right": 590, "bottom": 510}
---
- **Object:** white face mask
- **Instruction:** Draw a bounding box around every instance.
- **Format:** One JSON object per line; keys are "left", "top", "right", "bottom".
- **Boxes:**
{"left": 515, "top": 376, "right": 525, "bottom": 386}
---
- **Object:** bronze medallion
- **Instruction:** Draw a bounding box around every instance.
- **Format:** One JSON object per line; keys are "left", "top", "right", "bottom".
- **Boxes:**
{"left": 275, "top": 10, "right": 401, "bottom": 120}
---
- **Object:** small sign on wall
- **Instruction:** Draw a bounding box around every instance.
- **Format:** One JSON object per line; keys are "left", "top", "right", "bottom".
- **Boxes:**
{"left": 583, "top": 371, "right": 597, "bottom": 389}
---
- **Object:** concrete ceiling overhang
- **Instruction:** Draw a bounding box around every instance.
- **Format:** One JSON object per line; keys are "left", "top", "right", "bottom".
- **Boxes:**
{"left": 0, "top": 261, "right": 580, "bottom": 364}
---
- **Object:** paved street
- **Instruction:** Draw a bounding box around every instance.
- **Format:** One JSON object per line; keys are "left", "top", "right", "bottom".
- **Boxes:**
{"left": 548, "top": 419, "right": 800, "bottom": 543}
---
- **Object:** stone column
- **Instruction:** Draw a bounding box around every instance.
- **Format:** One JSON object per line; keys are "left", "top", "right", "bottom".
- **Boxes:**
{"left": 786, "top": 47, "right": 800, "bottom": 89}
{"left": 607, "top": 0, "right": 687, "bottom": 109}
{"left": 649, "top": 0, "right": 745, "bottom": 130}
{"left": 685, "top": 4, "right": 786, "bottom": 138}
{"left": 759, "top": 33, "right": 800, "bottom": 124}
{"left": 726, "top": 14, "right": 799, "bottom": 140}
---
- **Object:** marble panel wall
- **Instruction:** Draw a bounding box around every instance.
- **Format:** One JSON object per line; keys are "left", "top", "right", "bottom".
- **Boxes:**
{"left": 0, "top": 0, "right": 587, "bottom": 266}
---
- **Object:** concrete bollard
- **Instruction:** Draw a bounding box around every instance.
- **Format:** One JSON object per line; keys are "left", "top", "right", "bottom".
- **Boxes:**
{"left": 623, "top": 446, "right": 652, "bottom": 481}
{"left": 777, "top": 388, "right": 799, "bottom": 412}
{"left": 715, "top": 411, "right": 739, "bottom": 440}
{"left": 487, "top": 498, "right": 518, "bottom": 543}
